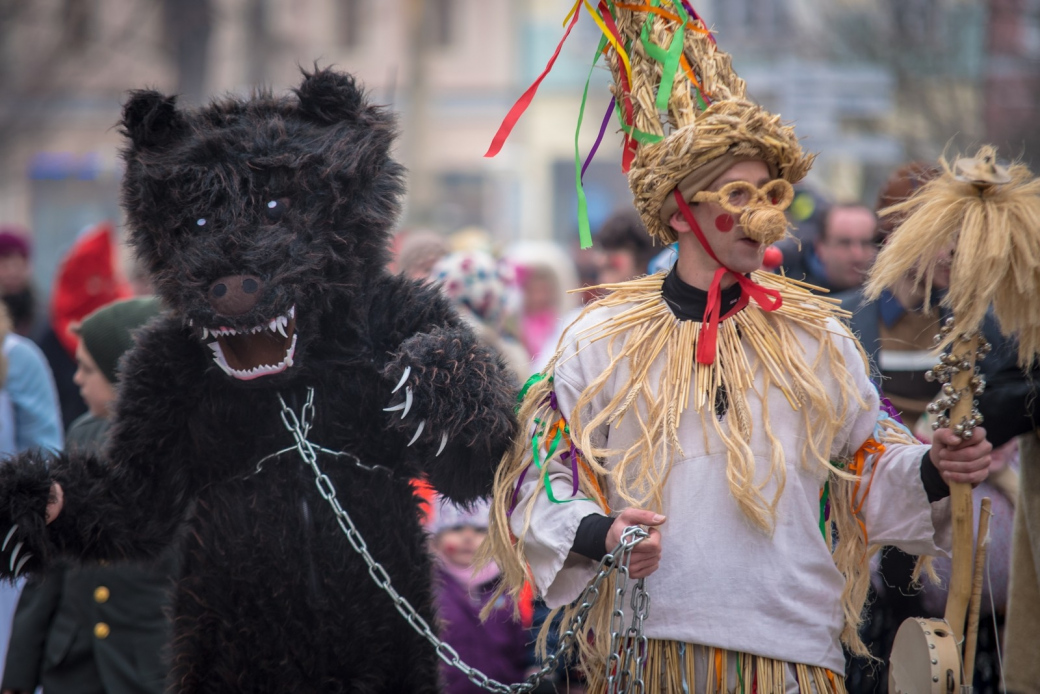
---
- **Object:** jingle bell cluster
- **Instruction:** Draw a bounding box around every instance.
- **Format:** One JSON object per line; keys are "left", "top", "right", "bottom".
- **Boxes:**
{"left": 923, "top": 318, "right": 991, "bottom": 439}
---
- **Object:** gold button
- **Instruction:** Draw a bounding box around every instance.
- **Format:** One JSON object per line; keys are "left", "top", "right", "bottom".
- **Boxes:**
{"left": 94, "top": 622, "right": 110, "bottom": 639}
{"left": 94, "top": 586, "right": 110, "bottom": 603}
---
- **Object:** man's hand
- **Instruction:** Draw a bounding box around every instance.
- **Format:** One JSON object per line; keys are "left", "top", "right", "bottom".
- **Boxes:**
{"left": 605, "top": 508, "right": 666, "bottom": 579}
{"left": 930, "top": 427, "right": 992, "bottom": 487}
{"left": 46, "top": 482, "right": 63, "bottom": 524}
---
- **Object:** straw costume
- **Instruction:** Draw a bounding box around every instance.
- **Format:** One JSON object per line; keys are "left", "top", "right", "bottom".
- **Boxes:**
{"left": 484, "top": 4, "right": 956, "bottom": 692}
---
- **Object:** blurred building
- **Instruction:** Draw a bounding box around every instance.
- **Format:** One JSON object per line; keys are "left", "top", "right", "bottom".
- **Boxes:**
{"left": 0, "top": 0, "right": 1028, "bottom": 300}
{"left": 985, "top": 0, "right": 1040, "bottom": 167}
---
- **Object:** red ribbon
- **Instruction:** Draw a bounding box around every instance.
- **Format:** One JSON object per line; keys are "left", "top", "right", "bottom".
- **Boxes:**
{"left": 485, "top": 8, "right": 582, "bottom": 158}
{"left": 673, "top": 190, "right": 783, "bottom": 364}
{"left": 594, "top": 1, "right": 638, "bottom": 172}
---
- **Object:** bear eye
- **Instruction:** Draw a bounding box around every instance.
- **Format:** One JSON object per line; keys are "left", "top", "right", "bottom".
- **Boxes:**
{"left": 264, "top": 197, "right": 291, "bottom": 222}
{"left": 196, "top": 218, "right": 207, "bottom": 227}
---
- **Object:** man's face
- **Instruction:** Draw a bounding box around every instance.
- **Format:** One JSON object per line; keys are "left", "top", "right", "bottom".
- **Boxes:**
{"left": 667, "top": 160, "right": 775, "bottom": 276}
{"left": 815, "top": 206, "right": 879, "bottom": 291}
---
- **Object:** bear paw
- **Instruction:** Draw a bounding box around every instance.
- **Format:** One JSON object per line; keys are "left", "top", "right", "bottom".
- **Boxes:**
{"left": 383, "top": 326, "right": 507, "bottom": 454}
{"left": 0, "top": 453, "right": 54, "bottom": 580}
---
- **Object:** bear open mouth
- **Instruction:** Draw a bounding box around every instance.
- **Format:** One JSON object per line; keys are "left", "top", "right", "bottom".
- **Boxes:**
{"left": 204, "top": 306, "right": 297, "bottom": 380}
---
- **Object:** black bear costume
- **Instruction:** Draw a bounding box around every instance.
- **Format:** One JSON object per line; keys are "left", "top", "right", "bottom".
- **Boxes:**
{"left": 0, "top": 69, "right": 518, "bottom": 692}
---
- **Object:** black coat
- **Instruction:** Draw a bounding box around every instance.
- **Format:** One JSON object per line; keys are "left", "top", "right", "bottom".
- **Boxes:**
{"left": 3, "top": 414, "right": 176, "bottom": 694}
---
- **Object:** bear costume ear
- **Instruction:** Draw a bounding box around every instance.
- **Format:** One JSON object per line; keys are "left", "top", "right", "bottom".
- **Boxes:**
{"left": 294, "top": 67, "right": 366, "bottom": 125}
{"left": 121, "top": 90, "right": 187, "bottom": 150}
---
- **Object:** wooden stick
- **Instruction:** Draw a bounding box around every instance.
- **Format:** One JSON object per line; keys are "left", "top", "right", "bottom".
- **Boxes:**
{"left": 963, "top": 496, "right": 993, "bottom": 685}
{"left": 943, "top": 335, "right": 977, "bottom": 651}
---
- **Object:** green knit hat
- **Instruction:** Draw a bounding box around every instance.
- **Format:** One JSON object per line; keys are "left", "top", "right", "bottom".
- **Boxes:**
{"left": 76, "top": 296, "right": 162, "bottom": 384}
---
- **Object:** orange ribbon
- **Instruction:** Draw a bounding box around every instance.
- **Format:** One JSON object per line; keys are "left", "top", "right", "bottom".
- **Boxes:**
{"left": 849, "top": 438, "right": 886, "bottom": 546}
{"left": 614, "top": 2, "right": 712, "bottom": 34}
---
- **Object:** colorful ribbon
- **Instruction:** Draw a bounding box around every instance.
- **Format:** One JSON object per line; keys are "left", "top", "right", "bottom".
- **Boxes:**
{"left": 673, "top": 190, "right": 783, "bottom": 364}
{"left": 484, "top": 1, "right": 583, "bottom": 158}
{"left": 574, "top": 35, "right": 610, "bottom": 249}
{"left": 848, "top": 438, "right": 886, "bottom": 547}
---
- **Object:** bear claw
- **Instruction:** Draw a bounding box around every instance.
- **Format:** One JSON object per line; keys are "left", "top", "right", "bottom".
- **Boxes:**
{"left": 435, "top": 432, "right": 448, "bottom": 457}
{"left": 392, "top": 366, "right": 411, "bottom": 394}
{"left": 407, "top": 420, "right": 425, "bottom": 447}
{"left": 1, "top": 526, "right": 16, "bottom": 552}
{"left": 9, "top": 542, "right": 23, "bottom": 571}
{"left": 13, "top": 553, "right": 30, "bottom": 577}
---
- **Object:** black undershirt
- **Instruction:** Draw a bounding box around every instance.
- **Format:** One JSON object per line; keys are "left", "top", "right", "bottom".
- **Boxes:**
{"left": 568, "top": 268, "right": 950, "bottom": 561}
{"left": 660, "top": 265, "right": 744, "bottom": 321}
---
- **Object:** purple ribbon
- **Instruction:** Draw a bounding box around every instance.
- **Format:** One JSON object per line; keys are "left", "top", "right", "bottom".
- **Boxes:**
{"left": 879, "top": 394, "right": 904, "bottom": 424}
{"left": 507, "top": 464, "right": 531, "bottom": 517}
{"left": 581, "top": 97, "right": 616, "bottom": 181}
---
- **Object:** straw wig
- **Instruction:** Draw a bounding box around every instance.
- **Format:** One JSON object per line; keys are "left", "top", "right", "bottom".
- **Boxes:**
{"left": 866, "top": 146, "right": 1040, "bottom": 366}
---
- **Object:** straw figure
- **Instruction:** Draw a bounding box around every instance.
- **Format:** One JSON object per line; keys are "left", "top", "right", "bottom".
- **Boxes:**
{"left": 482, "top": 3, "right": 993, "bottom": 693}
{"left": 865, "top": 145, "right": 1040, "bottom": 689}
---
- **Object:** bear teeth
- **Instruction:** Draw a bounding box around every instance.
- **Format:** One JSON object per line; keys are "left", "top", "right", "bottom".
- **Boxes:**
{"left": 200, "top": 305, "right": 296, "bottom": 341}
{"left": 209, "top": 333, "right": 298, "bottom": 381}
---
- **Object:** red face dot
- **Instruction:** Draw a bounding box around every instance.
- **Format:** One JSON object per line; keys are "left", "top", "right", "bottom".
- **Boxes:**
{"left": 714, "top": 214, "right": 735, "bottom": 232}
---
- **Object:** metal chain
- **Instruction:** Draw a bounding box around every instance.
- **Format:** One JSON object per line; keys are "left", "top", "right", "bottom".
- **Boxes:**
{"left": 274, "top": 389, "right": 651, "bottom": 694}
{"left": 606, "top": 528, "right": 651, "bottom": 694}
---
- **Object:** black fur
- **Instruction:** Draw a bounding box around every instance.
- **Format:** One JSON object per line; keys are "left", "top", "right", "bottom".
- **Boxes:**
{"left": 0, "top": 68, "right": 518, "bottom": 693}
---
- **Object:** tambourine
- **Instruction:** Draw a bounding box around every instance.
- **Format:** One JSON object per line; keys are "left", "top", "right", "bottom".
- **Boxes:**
{"left": 889, "top": 618, "right": 961, "bottom": 694}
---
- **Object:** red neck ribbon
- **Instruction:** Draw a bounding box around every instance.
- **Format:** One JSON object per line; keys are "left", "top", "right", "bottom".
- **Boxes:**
{"left": 672, "top": 189, "right": 783, "bottom": 364}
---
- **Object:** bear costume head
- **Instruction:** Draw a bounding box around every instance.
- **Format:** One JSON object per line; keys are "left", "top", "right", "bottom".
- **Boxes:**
{"left": 120, "top": 68, "right": 403, "bottom": 383}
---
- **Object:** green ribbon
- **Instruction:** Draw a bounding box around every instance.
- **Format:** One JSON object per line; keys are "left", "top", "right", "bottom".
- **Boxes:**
{"left": 518, "top": 372, "right": 548, "bottom": 406}
{"left": 818, "top": 479, "right": 830, "bottom": 540}
{"left": 638, "top": 2, "right": 686, "bottom": 115}
{"left": 574, "top": 34, "right": 610, "bottom": 250}
{"left": 531, "top": 415, "right": 592, "bottom": 505}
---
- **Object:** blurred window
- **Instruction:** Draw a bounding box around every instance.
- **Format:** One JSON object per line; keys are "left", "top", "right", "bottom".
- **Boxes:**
{"left": 63, "top": 0, "right": 94, "bottom": 50}
{"left": 430, "top": 0, "right": 456, "bottom": 48}
{"left": 339, "top": 0, "right": 364, "bottom": 50}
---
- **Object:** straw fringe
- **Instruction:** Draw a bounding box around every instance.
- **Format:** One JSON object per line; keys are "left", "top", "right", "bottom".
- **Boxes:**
{"left": 584, "top": 640, "right": 847, "bottom": 693}
{"left": 865, "top": 145, "right": 1040, "bottom": 366}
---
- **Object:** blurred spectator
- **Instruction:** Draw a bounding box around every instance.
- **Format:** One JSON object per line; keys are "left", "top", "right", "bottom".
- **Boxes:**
{"left": 0, "top": 227, "right": 38, "bottom": 337}
{"left": 837, "top": 166, "right": 942, "bottom": 428}
{"left": 430, "top": 250, "right": 529, "bottom": 384}
{"left": 593, "top": 210, "right": 658, "bottom": 285}
{"left": 502, "top": 241, "right": 579, "bottom": 365}
{"left": 449, "top": 226, "right": 494, "bottom": 255}
{"left": 3, "top": 296, "right": 175, "bottom": 694}
{"left": 426, "top": 496, "right": 530, "bottom": 694}
{"left": 33, "top": 222, "right": 132, "bottom": 430}
{"left": 809, "top": 204, "right": 880, "bottom": 293}
{"left": 528, "top": 212, "right": 657, "bottom": 374}
{"left": 394, "top": 229, "right": 449, "bottom": 281}
{"left": 773, "top": 184, "right": 830, "bottom": 281}
{"left": 0, "top": 301, "right": 63, "bottom": 683}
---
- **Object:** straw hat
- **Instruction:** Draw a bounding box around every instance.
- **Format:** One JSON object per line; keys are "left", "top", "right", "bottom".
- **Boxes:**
{"left": 603, "top": 6, "right": 814, "bottom": 243}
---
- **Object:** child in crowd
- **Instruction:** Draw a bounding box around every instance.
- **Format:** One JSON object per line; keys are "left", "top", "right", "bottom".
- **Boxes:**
{"left": 427, "top": 496, "right": 531, "bottom": 694}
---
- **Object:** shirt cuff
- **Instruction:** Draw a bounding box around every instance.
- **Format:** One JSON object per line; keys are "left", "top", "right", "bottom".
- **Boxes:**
{"left": 571, "top": 513, "right": 614, "bottom": 560}
{"left": 920, "top": 450, "right": 950, "bottom": 503}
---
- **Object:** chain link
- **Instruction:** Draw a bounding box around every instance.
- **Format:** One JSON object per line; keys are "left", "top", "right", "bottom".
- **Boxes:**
{"left": 274, "top": 389, "right": 651, "bottom": 693}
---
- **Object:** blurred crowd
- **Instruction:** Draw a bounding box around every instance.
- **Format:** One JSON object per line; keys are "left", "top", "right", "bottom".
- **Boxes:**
{"left": 0, "top": 155, "right": 1035, "bottom": 693}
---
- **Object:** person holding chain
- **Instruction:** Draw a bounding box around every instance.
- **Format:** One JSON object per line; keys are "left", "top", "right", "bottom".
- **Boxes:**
{"left": 482, "top": 4, "right": 992, "bottom": 692}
